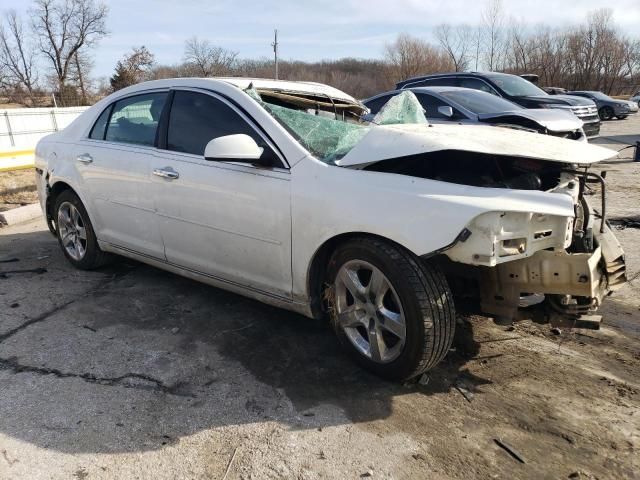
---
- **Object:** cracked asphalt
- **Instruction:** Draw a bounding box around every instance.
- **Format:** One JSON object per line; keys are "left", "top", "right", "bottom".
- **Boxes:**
{"left": 0, "top": 117, "right": 639, "bottom": 479}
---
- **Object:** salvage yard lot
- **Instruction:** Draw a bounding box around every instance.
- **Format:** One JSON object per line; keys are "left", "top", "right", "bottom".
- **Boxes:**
{"left": 0, "top": 117, "right": 639, "bottom": 479}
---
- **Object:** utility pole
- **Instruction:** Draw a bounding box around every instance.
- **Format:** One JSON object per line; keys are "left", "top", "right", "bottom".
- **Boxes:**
{"left": 272, "top": 29, "right": 279, "bottom": 80}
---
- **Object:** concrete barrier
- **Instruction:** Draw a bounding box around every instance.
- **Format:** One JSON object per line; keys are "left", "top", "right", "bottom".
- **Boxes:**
{"left": 0, "top": 149, "right": 35, "bottom": 172}
{"left": 0, "top": 203, "right": 42, "bottom": 226}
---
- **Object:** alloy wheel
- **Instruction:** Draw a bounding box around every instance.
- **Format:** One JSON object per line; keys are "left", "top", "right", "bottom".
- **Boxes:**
{"left": 334, "top": 260, "right": 406, "bottom": 363}
{"left": 57, "top": 201, "right": 87, "bottom": 261}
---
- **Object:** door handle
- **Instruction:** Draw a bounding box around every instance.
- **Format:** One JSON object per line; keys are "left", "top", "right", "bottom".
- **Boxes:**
{"left": 153, "top": 168, "right": 179, "bottom": 179}
{"left": 77, "top": 153, "right": 93, "bottom": 164}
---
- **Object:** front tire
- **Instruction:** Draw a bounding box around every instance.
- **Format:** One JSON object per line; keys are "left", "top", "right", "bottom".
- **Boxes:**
{"left": 54, "top": 190, "right": 111, "bottom": 270}
{"left": 325, "top": 237, "right": 456, "bottom": 381}
{"left": 616, "top": 115, "right": 627, "bottom": 120}
{"left": 599, "top": 106, "right": 614, "bottom": 120}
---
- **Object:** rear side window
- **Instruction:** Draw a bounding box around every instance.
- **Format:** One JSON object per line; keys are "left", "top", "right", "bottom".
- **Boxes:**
{"left": 406, "top": 77, "right": 459, "bottom": 88}
{"left": 105, "top": 92, "right": 168, "bottom": 146}
{"left": 166, "top": 91, "right": 277, "bottom": 162}
{"left": 365, "top": 94, "right": 393, "bottom": 115}
{"left": 458, "top": 78, "right": 498, "bottom": 95}
{"left": 89, "top": 105, "right": 112, "bottom": 140}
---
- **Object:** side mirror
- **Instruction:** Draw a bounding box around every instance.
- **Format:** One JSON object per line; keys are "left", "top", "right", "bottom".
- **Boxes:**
{"left": 437, "top": 106, "right": 454, "bottom": 118}
{"left": 204, "top": 134, "right": 264, "bottom": 163}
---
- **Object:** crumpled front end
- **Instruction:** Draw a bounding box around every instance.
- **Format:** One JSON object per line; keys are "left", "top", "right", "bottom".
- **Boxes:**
{"left": 476, "top": 219, "right": 626, "bottom": 328}
{"left": 437, "top": 169, "right": 626, "bottom": 329}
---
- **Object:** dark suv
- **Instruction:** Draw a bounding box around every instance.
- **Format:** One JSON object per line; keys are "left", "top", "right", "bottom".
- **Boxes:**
{"left": 396, "top": 72, "right": 601, "bottom": 138}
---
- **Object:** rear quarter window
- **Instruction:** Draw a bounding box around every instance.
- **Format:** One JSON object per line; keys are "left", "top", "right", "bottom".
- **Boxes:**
{"left": 89, "top": 105, "right": 112, "bottom": 140}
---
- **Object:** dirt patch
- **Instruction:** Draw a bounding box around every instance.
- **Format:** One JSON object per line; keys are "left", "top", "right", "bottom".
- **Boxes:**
{"left": 0, "top": 170, "right": 38, "bottom": 211}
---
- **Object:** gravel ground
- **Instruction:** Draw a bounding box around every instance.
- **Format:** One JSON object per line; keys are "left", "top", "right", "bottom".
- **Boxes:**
{"left": 0, "top": 115, "right": 638, "bottom": 479}
{"left": 0, "top": 170, "right": 38, "bottom": 212}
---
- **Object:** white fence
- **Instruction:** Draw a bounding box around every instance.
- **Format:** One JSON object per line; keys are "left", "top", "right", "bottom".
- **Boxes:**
{"left": 0, "top": 106, "right": 88, "bottom": 151}
{"left": 0, "top": 106, "right": 87, "bottom": 171}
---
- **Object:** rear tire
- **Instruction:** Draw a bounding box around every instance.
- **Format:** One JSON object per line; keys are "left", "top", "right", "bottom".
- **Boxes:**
{"left": 54, "top": 190, "right": 111, "bottom": 270}
{"left": 325, "top": 237, "right": 456, "bottom": 381}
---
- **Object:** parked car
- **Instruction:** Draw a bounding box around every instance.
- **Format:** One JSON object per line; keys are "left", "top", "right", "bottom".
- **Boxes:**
{"left": 363, "top": 87, "right": 587, "bottom": 141}
{"left": 567, "top": 91, "right": 633, "bottom": 120}
{"left": 396, "top": 72, "right": 601, "bottom": 138}
{"left": 630, "top": 91, "right": 640, "bottom": 106}
{"left": 35, "top": 78, "right": 626, "bottom": 381}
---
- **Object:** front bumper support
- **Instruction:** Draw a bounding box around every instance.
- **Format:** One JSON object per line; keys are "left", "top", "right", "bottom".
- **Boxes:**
{"left": 479, "top": 222, "right": 626, "bottom": 323}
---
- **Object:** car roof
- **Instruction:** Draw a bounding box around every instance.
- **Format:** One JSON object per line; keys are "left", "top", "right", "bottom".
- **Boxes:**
{"left": 396, "top": 71, "right": 513, "bottom": 89}
{"left": 104, "top": 77, "right": 360, "bottom": 105}
{"left": 407, "top": 86, "right": 491, "bottom": 94}
{"left": 215, "top": 77, "right": 359, "bottom": 103}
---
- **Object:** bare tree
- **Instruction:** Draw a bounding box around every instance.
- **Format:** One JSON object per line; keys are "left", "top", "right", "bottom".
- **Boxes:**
{"left": 110, "top": 46, "right": 155, "bottom": 91}
{"left": 435, "top": 24, "right": 473, "bottom": 72}
{"left": 67, "top": 48, "right": 93, "bottom": 104}
{"left": 31, "top": 0, "right": 108, "bottom": 104}
{"left": 481, "top": 0, "right": 505, "bottom": 70}
{"left": 183, "top": 37, "right": 238, "bottom": 77}
{"left": 384, "top": 33, "right": 454, "bottom": 82}
{"left": 0, "top": 10, "right": 38, "bottom": 105}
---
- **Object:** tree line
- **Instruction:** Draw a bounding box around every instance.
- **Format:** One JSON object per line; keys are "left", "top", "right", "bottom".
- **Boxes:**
{"left": 0, "top": 0, "right": 638, "bottom": 107}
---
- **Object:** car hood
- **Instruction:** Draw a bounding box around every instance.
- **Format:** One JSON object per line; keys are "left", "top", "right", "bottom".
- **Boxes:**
{"left": 477, "top": 109, "right": 583, "bottom": 132}
{"left": 519, "top": 94, "right": 596, "bottom": 106}
{"left": 336, "top": 123, "right": 616, "bottom": 168}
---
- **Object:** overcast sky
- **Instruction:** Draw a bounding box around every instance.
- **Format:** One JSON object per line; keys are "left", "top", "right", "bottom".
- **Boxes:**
{"left": 2, "top": 0, "right": 639, "bottom": 79}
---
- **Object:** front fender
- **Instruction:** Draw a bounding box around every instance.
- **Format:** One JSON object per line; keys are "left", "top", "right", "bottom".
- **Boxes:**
{"left": 290, "top": 157, "right": 575, "bottom": 299}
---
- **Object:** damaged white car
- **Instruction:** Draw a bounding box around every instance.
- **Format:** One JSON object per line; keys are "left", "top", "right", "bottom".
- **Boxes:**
{"left": 35, "top": 78, "right": 626, "bottom": 381}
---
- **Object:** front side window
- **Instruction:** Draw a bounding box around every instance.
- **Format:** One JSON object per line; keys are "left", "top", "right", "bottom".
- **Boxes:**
{"left": 105, "top": 92, "right": 168, "bottom": 146}
{"left": 415, "top": 93, "right": 463, "bottom": 119}
{"left": 166, "top": 90, "right": 278, "bottom": 165}
{"left": 439, "top": 89, "right": 522, "bottom": 114}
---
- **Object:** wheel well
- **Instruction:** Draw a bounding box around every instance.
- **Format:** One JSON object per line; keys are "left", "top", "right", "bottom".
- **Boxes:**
{"left": 45, "top": 181, "right": 74, "bottom": 234}
{"left": 306, "top": 232, "right": 409, "bottom": 319}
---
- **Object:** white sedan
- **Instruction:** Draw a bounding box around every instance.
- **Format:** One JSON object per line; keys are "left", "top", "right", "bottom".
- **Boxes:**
{"left": 35, "top": 78, "right": 626, "bottom": 381}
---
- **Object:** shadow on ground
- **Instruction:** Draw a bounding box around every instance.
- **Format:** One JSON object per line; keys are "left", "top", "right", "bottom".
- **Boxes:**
{"left": 0, "top": 229, "right": 488, "bottom": 454}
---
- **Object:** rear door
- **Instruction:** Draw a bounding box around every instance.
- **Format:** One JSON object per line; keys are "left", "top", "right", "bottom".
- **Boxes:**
{"left": 151, "top": 89, "right": 293, "bottom": 297}
{"left": 74, "top": 91, "right": 168, "bottom": 258}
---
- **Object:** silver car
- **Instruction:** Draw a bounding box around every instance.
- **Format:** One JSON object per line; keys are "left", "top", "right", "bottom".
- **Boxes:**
{"left": 364, "top": 87, "right": 587, "bottom": 141}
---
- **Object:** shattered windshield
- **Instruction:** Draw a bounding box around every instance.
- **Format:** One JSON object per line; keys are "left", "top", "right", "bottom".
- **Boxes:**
{"left": 245, "top": 87, "right": 370, "bottom": 164}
